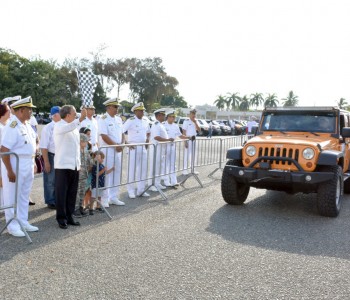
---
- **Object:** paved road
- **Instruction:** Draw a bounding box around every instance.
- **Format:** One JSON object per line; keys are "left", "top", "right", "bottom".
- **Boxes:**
{"left": 2, "top": 165, "right": 350, "bottom": 299}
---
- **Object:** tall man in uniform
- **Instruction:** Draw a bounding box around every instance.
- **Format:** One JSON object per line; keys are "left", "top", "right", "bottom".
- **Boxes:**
{"left": 163, "top": 110, "right": 189, "bottom": 187}
{"left": 39, "top": 106, "right": 61, "bottom": 209}
{"left": 80, "top": 104, "right": 98, "bottom": 152}
{"left": 98, "top": 98, "right": 125, "bottom": 206}
{"left": 123, "top": 102, "right": 151, "bottom": 199}
{"left": 148, "top": 108, "right": 174, "bottom": 191}
{"left": 1, "top": 96, "right": 39, "bottom": 237}
{"left": 182, "top": 109, "right": 201, "bottom": 175}
{"left": 54, "top": 105, "right": 86, "bottom": 229}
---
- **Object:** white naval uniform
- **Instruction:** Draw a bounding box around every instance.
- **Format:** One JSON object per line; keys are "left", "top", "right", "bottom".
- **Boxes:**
{"left": 1, "top": 116, "right": 36, "bottom": 232}
{"left": 0, "top": 122, "right": 6, "bottom": 208}
{"left": 163, "top": 122, "right": 182, "bottom": 185}
{"left": 182, "top": 119, "right": 199, "bottom": 171}
{"left": 123, "top": 116, "right": 150, "bottom": 196}
{"left": 149, "top": 121, "right": 168, "bottom": 187}
{"left": 81, "top": 116, "right": 98, "bottom": 152}
{"left": 98, "top": 113, "right": 123, "bottom": 202}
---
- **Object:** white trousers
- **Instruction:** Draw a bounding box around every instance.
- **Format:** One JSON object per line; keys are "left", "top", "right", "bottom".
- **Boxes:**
{"left": 102, "top": 147, "right": 121, "bottom": 201}
{"left": 127, "top": 146, "right": 148, "bottom": 195}
{"left": 148, "top": 144, "right": 166, "bottom": 186}
{"left": 183, "top": 140, "right": 196, "bottom": 171}
{"left": 163, "top": 144, "right": 178, "bottom": 185}
{"left": 2, "top": 156, "right": 34, "bottom": 232}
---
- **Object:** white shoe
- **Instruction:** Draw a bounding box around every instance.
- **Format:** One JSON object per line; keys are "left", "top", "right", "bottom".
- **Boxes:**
{"left": 9, "top": 229, "right": 25, "bottom": 237}
{"left": 138, "top": 192, "right": 150, "bottom": 197}
{"left": 102, "top": 202, "right": 110, "bottom": 208}
{"left": 129, "top": 193, "right": 136, "bottom": 199}
{"left": 149, "top": 186, "right": 158, "bottom": 192}
{"left": 156, "top": 184, "right": 166, "bottom": 190}
{"left": 109, "top": 199, "right": 125, "bottom": 206}
{"left": 163, "top": 181, "right": 172, "bottom": 187}
{"left": 23, "top": 224, "right": 39, "bottom": 232}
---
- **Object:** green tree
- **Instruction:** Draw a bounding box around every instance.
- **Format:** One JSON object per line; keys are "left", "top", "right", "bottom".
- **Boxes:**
{"left": 160, "top": 94, "right": 188, "bottom": 108}
{"left": 337, "top": 98, "right": 348, "bottom": 109}
{"left": 264, "top": 93, "right": 279, "bottom": 108}
{"left": 250, "top": 92, "right": 264, "bottom": 110}
{"left": 282, "top": 90, "right": 299, "bottom": 107}
{"left": 214, "top": 95, "right": 226, "bottom": 110}
{"left": 226, "top": 92, "right": 241, "bottom": 110}
{"left": 239, "top": 95, "right": 250, "bottom": 111}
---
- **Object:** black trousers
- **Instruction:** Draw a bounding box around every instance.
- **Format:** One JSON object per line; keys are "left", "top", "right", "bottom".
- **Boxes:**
{"left": 55, "top": 168, "right": 79, "bottom": 223}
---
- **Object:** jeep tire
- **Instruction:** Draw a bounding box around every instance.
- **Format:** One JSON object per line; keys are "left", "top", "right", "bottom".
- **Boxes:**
{"left": 317, "top": 165, "right": 343, "bottom": 217}
{"left": 221, "top": 160, "right": 250, "bottom": 205}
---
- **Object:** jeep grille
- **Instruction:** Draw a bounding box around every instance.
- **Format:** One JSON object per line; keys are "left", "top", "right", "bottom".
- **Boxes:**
{"left": 258, "top": 146, "right": 300, "bottom": 166}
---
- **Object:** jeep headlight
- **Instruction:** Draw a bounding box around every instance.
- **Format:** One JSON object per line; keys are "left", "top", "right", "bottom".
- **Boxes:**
{"left": 246, "top": 145, "right": 256, "bottom": 157}
{"left": 303, "top": 148, "right": 315, "bottom": 160}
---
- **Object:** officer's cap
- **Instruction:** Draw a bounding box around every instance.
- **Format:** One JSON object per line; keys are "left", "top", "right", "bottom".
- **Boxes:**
{"left": 154, "top": 108, "right": 166, "bottom": 115}
{"left": 10, "top": 96, "right": 36, "bottom": 109}
{"left": 103, "top": 97, "right": 119, "bottom": 106}
{"left": 131, "top": 102, "right": 145, "bottom": 112}
{"left": 1, "top": 95, "right": 21, "bottom": 105}
{"left": 166, "top": 109, "right": 176, "bottom": 117}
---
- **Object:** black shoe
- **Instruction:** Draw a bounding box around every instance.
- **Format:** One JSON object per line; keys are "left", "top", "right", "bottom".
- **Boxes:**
{"left": 58, "top": 222, "right": 68, "bottom": 229}
{"left": 89, "top": 209, "right": 94, "bottom": 215}
{"left": 79, "top": 207, "right": 88, "bottom": 217}
{"left": 73, "top": 209, "right": 83, "bottom": 218}
{"left": 67, "top": 218, "right": 80, "bottom": 226}
{"left": 47, "top": 204, "right": 56, "bottom": 209}
{"left": 29, "top": 201, "right": 36, "bottom": 206}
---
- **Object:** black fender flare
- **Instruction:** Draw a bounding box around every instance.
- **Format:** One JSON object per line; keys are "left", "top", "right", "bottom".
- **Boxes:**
{"left": 317, "top": 150, "right": 344, "bottom": 166}
{"left": 226, "top": 147, "right": 243, "bottom": 160}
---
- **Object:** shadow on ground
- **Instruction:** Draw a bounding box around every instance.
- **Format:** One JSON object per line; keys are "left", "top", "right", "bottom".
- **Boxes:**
{"left": 207, "top": 189, "right": 350, "bottom": 260}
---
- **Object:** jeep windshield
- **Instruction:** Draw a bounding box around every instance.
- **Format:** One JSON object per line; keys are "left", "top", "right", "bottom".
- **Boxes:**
{"left": 261, "top": 111, "right": 336, "bottom": 133}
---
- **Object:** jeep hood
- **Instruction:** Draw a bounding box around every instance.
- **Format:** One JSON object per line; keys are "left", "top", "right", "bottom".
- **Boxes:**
{"left": 249, "top": 134, "right": 336, "bottom": 149}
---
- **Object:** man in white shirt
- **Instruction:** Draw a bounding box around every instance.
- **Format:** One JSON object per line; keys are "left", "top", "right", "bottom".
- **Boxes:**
{"left": 123, "top": 102, "right": 151, "bottom": 199}
{"left": 148, "top": 108, "right": 174, "bottom": 191}
{"left": 182, "top": 109, "right": 200, "bottom": 175}
{"left": 98, "top": 98, "right": 125, "bottom": 206}
{"left": 247, "top": 117, "right": 258, "bottom": 134}
{"left": 39, "top": 106, "right": 61, "bottom": 209}
{"left": 163, "top": 110, "right": 188, "bottom": 187}
{"left": 54, "top": 105, "right": 86, "bottom": 229}
{"left": 80, "top": 104, "right": 99, "bottom": 152}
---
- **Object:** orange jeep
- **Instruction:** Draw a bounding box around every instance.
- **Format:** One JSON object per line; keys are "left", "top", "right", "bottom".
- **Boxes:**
{"left": 221, "top": 106, "right": 350, "bottom": 217}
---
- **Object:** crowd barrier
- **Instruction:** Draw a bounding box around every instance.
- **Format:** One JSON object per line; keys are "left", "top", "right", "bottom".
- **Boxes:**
{"left": 0, "top": 152, "right": 32, "bottom": 243}
{"left": 96, "top": 135, "right": 253, "bottom": 206}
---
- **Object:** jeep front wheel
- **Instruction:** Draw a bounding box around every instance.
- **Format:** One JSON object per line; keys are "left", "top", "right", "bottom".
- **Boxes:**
{"left": 317, "top": 165, "right": 343, "bottom": 217}
{"left": 221, "top": 160, "right": 250, "bottom": 205}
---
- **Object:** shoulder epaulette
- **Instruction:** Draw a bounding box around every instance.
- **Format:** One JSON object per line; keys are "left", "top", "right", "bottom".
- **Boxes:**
{"left": 129, "top": 117, "right": 135, "bottom": 120}
{"left": 10, "top": 121, "right": 17, "bottom": 128}
{"left": 155, "top": 121, "right": 159, "bottom": 125}
{"left": 101, "top": 115, "right": 107, "bottom": 120}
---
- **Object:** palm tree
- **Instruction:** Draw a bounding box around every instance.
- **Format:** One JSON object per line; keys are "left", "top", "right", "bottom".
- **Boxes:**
{"left": 226, "top": 92, "right": 241, "bottom": 110}
{"left": 214, "top": 95, "right": 226, "bottom": 111}
{"left": 264, "top": 93, "right": 279, "bottom": 108}
{"left": 282, "top": 90, "right": 299, "bottom": 107}
{"left": 337, "top": 98, "right": 348, "bottom": 109}
{"left": 250, "top": 92, "right": 264, "bottom": 110}
{"left": 239, "top": 95, "right": 250, "bottom": 111}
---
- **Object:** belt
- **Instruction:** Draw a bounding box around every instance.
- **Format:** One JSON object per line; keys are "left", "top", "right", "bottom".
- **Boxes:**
{"left": 17, "top": 154, "right": 35, "bottom": 159}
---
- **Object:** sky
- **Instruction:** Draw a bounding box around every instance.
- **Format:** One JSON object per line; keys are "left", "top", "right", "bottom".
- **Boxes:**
{"left": 2, "top": 0, "right": 350, "bottom": 108}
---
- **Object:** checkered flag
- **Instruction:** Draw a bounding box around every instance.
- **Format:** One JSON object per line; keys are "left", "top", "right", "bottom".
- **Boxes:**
{"left": 76, "top": 70, "right": 99, "bottom": 107}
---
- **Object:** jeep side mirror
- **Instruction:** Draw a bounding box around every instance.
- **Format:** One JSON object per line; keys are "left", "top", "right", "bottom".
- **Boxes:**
{"left": 341, "top": 127, "right": 350, "bottom": 138}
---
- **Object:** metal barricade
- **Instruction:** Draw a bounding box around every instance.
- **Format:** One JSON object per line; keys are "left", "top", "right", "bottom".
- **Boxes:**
{"left": 0, "top": 152, "right": 32, "bottom": 243}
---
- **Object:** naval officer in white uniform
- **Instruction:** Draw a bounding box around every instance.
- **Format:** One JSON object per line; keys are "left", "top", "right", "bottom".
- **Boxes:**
{"left": 123, "top": 102, "right": 151, "bottom": 198}
{"left": 1, "top": 96, "right": 39, "bottom": 237}
{"left": 163, "top": 110, "right": 189, "bottom": 187}
{"left": 98, "top": 98, "right": 125, "bottom": 206}
{"left": 80, "top": 104, "right": 99, "bottom": 152}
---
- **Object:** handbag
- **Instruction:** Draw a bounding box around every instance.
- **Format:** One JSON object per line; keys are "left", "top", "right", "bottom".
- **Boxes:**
{"left": 35, "top": 154, "right": 44, "bottom": 174}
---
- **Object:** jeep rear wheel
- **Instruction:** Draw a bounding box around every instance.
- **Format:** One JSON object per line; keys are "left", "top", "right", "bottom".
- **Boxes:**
{"left": 317, "top": 165, "right": 343, "bottom": 217}
{"left": 221, "top": 160, "right": 250, "bottom": 205}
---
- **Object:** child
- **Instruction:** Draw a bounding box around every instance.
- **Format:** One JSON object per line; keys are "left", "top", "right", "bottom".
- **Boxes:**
{"left": 89, "top": 150, "right": 114, "bottom": 215}
{"left": 74, "top": 133, "right": 93, "bottom": 217}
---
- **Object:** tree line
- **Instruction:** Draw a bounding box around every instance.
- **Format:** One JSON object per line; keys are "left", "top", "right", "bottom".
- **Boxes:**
{"left": 0, "top": 47, "right": 188, "bottom": 113}
{"left": 213, "top": 91, "right": 299, "bottom": 111}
